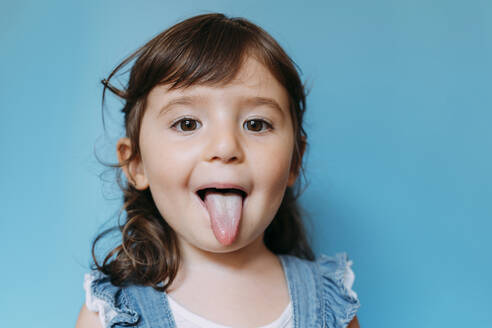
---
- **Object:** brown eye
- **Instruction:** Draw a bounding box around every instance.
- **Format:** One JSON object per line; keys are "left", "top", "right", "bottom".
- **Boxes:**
{"left": 173, "top": 118, "right": 201, "bottom": 132}
{"left": 244, "top": 119, "right": 271, "bottom": 132}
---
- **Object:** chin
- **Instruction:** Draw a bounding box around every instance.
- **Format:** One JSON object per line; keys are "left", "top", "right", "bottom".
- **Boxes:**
{"left": 201, "top": 237, "right": 248, "bottom": 253}
{"left": 187, "top": 232, "right": 258, "bottom": 254}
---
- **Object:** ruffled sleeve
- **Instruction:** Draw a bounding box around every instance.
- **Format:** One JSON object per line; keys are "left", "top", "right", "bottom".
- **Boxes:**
{"left": 316, "top": 253, "right": 360, "bottom": 327}
{"left": 83, "top": 270, "right": 139, "bottom": 328}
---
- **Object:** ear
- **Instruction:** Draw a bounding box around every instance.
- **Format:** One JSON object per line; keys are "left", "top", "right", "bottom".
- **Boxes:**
{"left": 116, "top": 137, "right": 149, "bottom": 190}
{"left": 287, "top": 136, "right": 306, "bottom": 187}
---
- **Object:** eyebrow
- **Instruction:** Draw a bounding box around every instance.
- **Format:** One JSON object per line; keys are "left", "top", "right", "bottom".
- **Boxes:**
{"left": 241, "top": 97, "right": 285, "bottom": 114}
{"left": 158, "top": 96, "right": 203, "bottom": 117}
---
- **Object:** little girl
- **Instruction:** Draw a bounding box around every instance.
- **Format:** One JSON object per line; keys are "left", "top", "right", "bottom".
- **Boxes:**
{"left": 76, "top": 13, "right": 360, "bottom": 328}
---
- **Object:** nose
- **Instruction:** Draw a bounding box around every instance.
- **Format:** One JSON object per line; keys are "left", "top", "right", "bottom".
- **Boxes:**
{"left": 203, "top": 124, "right": 244, "bottom": 164}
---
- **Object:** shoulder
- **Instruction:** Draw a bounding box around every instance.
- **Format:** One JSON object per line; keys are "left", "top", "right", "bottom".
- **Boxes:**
{"left": 315, "top": 253, "right": 360, "bottom": 326}
{"left": 81, "top": 270, "right": 140, "bottom": 328}
{"left": 76, "top": 304, "right": 103, "bottom": 328}
{"left": 347, "top": 315, "right": 360, "bottom": 328}
{"left": 280, "top": 252, "right": 358, "bottom": 298}
{"left": 279, "top": 253, "right": 361, "bottom": 327}
{"left": 315, "top": 253, "right": 359, "bottom": 299}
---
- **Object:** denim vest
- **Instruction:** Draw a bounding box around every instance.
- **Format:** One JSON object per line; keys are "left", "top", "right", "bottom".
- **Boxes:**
{"left": 86, "top": 253, "right": 360, "bottom": 328}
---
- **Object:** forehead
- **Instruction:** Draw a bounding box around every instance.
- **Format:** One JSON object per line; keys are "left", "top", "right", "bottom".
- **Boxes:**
{"left": 146, "top": 57, "right": 290, "bottom": 114}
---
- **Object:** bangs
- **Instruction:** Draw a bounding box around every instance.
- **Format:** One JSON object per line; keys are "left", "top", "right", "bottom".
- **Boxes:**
{"left": 155, "top": 17, "right": 255, "bottom": 88}
{"left": 126, "top": 15, "right": 272, "bottom": 98}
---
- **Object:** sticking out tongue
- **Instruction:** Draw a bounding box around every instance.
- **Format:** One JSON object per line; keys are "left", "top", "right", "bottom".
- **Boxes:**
{"left": 204, "top": 191, "right": 243, "bottom": 245}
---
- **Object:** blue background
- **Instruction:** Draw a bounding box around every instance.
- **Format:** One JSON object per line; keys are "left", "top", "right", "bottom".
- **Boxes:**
{"left": 1, "top": 0, "right": 491, "bottom": 326}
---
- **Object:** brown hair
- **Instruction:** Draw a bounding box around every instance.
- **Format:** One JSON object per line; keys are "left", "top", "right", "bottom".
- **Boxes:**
{"left": 93, "top": 13, "right": 314, "bottom": 291}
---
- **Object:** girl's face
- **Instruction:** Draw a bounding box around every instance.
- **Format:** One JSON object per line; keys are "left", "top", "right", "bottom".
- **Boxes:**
{"left": 118, "top": 57, "right": 298, "bottom": 254}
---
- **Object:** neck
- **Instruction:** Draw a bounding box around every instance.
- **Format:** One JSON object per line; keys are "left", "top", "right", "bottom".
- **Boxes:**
{"left": 166, "top": 234, "right": 285, "bottom": 296}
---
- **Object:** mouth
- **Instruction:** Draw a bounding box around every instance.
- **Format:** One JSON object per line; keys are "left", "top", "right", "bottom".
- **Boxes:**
{"left": 194, "top": 183, "right": 248, "bottom": 209}
{"left": 196, "top": 187, "right": 247, "bottom": 203}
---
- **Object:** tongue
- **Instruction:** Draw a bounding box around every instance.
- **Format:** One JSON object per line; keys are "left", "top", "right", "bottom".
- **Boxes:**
{"left": 204, "top": 191, "right": 243, "bottom": 245}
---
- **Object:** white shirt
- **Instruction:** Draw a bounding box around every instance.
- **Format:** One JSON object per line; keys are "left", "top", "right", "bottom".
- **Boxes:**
{"left": 167, "top": 296, "right": 293, "bottom": 328}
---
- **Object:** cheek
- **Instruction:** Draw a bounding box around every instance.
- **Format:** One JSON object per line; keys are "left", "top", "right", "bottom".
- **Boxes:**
{"left": 251, "top": 150, "right": 293, "bottom": 227}
{"left": 253, "top": 138, "right": 294, "bottom": 195}
{"left": 141, "top": 131, "right": 198, "bottom": 178}
{"left": 139, "top": 139, "right": 197, "bottom": 205}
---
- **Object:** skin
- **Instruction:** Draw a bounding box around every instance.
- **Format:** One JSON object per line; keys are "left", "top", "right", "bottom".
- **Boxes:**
{"left": 76, "top": 57, "right": 359, "bottom": 327}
